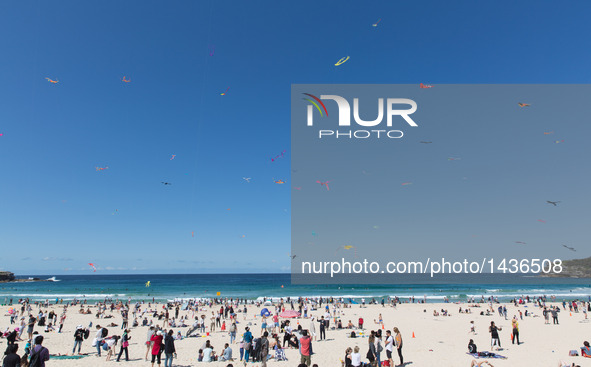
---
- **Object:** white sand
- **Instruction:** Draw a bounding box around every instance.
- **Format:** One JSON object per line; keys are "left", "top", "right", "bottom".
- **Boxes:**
{"left": 1, "top": 301, "right": 590, "bottom": 366}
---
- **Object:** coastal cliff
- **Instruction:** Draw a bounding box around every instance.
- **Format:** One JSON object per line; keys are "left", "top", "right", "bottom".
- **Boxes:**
{"left": 0, "top": 271, "right": 16, "bottom": 282}
{"left": 556, "top": 257, "right": 591, "bottom": 278}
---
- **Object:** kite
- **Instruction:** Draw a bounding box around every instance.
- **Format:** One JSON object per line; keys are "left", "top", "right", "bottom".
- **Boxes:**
{"left": 240, "top": 235, "right": 246, "bottom": 238}
{"left": 372, "top": 19, "right": 381, "bottom": 27}
{"left": 288, "top": 254, "right": 296, "bottom": 259}
{"left": 161, "top": 182, "right": 172, "bottom": 185}
{"left": 122, "top": 76, "right": 131, "bottom": 83}
{"left": 0, "top": 133, "right": 3, "bottom": 136}
{"left": 293, "top": 187, "right": 302, "bottom": 190}
{"left": 273, "top": 179, "right": 286, "bottom": 184}
{"left": 401, "top": 182, "right": 412, "bottom": 186}
{"left": 518, "top": 103, "right": 530, "bottom": 107}
{"left": 112, "top": 209, "right": 118, "bottom": 215}
{"left": 220, "top": 87, "right": 229, "bottom": 96}
{"left": 420, "top": 83, "right": 433, "bottom": 89}
{"left": 335, "top": 56, "right": 350, "bottom": 66}
{"left": 242, "top": 177, "right": 251, "bottom": 183}
{"left": 96, "top": 166, "right": 109, "bottom": 171}
{"left": 191, "top": 231, "right": 194, "bottom": 237}
{"left": 537, "top": 219, "right": 546, "bottom": 223}
{"left": 515, "top": 241, "right": 526, "bottom": 245}
{"left": 546, "top": 200, "right": 560, "bottom": 206}
{"left": 170, "top": 155, "right": 176, "bottom": 160}
{"left": 316, "top": 180, "right": 330, "bottom": 190}
{"left": 311, "top": 231, "right": 318, "bottom": 237}
{"left": 271, "top": 150, "right": 286, "bottom": 162}
{"left": 447, "top": 157, "right": 461, "bottom": 161}
{"left": 45, "top": 78, "right": 59, "bottom": 84}
{"left": 88, "top": 263, "right": 97, "bottom": 272}
{"left": 554, "top": 140, "right": 564, "bottom": 144}
{"left": 209, "top": 45, "right": 215, "bottom": 56}
{"left": 145, "top": 281, "right": 151, "bottom": 287}
{"left": 562, "top": 244, "right": 576, "bottom": 252}
{"left": 216, "top": 291, "right": 221, "bottom": 296}
{"left": 543, "top": 131, "right": 554, "bottom": 135}
{"left": 373, "top": 226, "right": 379, "bottom": 229}
{"left": 420, "top": 141, "right": 432, "bottom": 144}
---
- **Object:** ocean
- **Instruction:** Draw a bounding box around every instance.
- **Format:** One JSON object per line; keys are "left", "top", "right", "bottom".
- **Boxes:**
{"left": 1, "top": 274, "right": 591, "bottom": 303}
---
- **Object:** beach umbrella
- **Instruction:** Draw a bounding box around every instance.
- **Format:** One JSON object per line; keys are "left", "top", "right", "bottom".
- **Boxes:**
{"left": 279, "top": 310, "right": 300, "bottom": 318}
{"left": 260, "top": 308, "right": 271, "bottom": 317}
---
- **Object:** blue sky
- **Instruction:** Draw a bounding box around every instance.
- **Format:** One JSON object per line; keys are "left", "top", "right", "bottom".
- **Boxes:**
{"left": 1, "top": 0, "right": 590, "bottom": 274}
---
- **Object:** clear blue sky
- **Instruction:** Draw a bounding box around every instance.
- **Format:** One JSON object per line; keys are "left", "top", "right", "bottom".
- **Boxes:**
{"left": 1, "top": 0, "right": 590, "bottom": 274}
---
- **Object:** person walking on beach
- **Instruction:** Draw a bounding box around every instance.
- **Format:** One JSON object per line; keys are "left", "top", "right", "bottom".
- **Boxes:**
{"left": 146, "top": 326, "right": 155, "bottom": 361}
{"left": 299, "top": 330, "right": 312, "bottom": 367}
{"left": 393, "top": 327, "right": 403, "bottom": 366}
{"left": 229, "top": 322, "right": 237, "bottom": 344}
{"left": 489, "top": 321, "right": 502, "bottom": 351}
{"left": 511, "top": 317, "right": 520, "bottom": 345}
{"left": 72, "top": 325, "right": 85, "bottom": 354}
{"left": 164, "top": 329, "right": 176, "bottom": 367}
{"left": 385, "top": 330, "right": 394, "bottom": 367}
{"left": 27, "top": 315, "right": 36, "bottom": 341}
{"left": 243, "top": 327, "right": 253, "bottom": 362}
{"left": 117, "top": 329, "right": 131, "bottom": 362}
{"left": 367, "top": 332, "right": 377, "bottom": 367}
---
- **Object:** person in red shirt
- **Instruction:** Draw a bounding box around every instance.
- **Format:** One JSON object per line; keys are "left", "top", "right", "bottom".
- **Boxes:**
{"left": 358, "top": 317, "right": 364, "bottom": 329}
{"left": 150, "top": 330, "right": 164, "bottom": 366}
{"left": 299, "top": 330, "right": 312, "bottom": 366}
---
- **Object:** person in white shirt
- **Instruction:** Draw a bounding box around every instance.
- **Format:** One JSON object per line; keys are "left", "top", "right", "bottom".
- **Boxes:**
{"left": 385, "top": 329, "right": 394, "bottom": 367}
{"left": 351, "top": 346, "right": 361, "bottom": 367}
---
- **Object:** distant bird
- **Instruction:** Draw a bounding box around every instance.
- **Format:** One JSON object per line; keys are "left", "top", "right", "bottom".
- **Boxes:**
{"left": 515, "top": 241, "right": 527, "bottom": 245}
{"left": 420, "top": 141, "right": 432, "bottom": 144}
{"left": 546, "top": 200, "right": 560, "bottom": 206}
{"left": 562, "top": 244, "right": 576, "bottom": 252}
{"left": 518, "top": 103, "right": 530, "bottom": 107}
{"left": 161, "top": 182, "right": 172, "bottom": 185}
{"left": 45, "top": 77, "right": 59, "bottom": 84}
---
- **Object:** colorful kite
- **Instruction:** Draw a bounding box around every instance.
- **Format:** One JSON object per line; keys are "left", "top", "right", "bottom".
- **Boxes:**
{"left": 293, "top": 187, "right": 302, "bottom": 190}
{"left": 145, "top": 281, "right": 151, "bottom": 287}
{"left": 447, "top": 157, "right": 461, "bottom": 161}
{"left": 191, "top": 231, "right": 194, "bottom": 238}
{"left": 273, "top": 178, "right": 286, "bottom": 184}
{"left": 220, "top": 87, "right": 229, "bottom": 96}
{"left": 96, "top": 166, "right": 109, "bottom": 171}
{"left": 316, "top": 180, "right": 330, "bottom": 190}
{"left": 515, "top": 241, "right": 526, "bottom": 245}
{"left": 420, "top": 83, "right": 433, "bottom": 89}
{"left": 242, "top": 177, "right": 251, "bottom": 183}
{"left": 122, "top": 76, "right": 131, "bottom": 83}
{"left": 537, "top": 219, "right": 546, "bottom": 223}
{"left": 271, "top": 150, "right": 286, "bottom": 162}
{"left": 209, "top": 45, "right": 215, "bottom": 56}
{"left": 112, "top": 209, "right": 118, "bottom": 215}
{"left": 45, "top": 78, "right": 59, "bottom": 84}
{"left": 401, "top": 182, "right": 412, "bottom": 186}
{"left": 554, "top": 140, "right": 564, "bottom": 144}
{"left": 335, "top": 56, "right": 350, "bottom": 66}
{"left": 543, "top": 131, "right": 554, "bottom": 135}
{"left": 518, "top": 103, "right": 530, "bottom": 107}
{"left": 88, "top": 263, "right": 97, "bottom": 272}
{"left": 372, "top": 19, "right": 381, "bottom": 27}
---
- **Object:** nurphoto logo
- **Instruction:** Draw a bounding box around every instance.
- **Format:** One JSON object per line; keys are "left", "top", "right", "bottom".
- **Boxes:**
{"left": 303, "top": 93, "right": 418, "bottom": 139}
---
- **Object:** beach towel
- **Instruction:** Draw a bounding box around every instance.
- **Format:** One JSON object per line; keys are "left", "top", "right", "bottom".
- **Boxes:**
{"left": 49, "top": 355, "right": 89, "bottom": 359}
{"left": 467, "top": 352, "right": 507, "bottom": 359}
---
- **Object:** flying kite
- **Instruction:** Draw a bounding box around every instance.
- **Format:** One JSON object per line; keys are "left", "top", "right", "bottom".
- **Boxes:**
{"left": 311, "top": 231, "right": 318, "bottom": 237}
{"left": 271, "top": 150, "right": 286, "bottom": 162}
{"left": 45, "top": 78, "right": 59, "bottom": 84}
{"left": 401, "top": 182, "right": 412, "bottom": 186}
{"left": 170, "top": 154, "right": 176, "bottom": 160}
{"left": 372, "top": 19, "right": 381, "bottom": 27}
{"left": 546, "top": 200, "right": 560, "bottom": 206}
{"left": 420, "top": 83, "right": 433, "bottom": 89}
{"left": 161, "top": 182, "right": 172, "bottom": 185}
{"left": 562, "top": 244, "right": 576, "bottom": 252}
{"left": 191, "top": 231, "right": 194, "bottom": 238}
{"left": 145, "top": 281, "right": 151, "bottom": 287}
{"left": 112, "top": 209, "right": 119, "bottom": 215}
{"left": 420, "top": 141, "right": 432, "bottom": 144}
{"left": 88, "top": 263, "right": 97, "bottom": 272}
{"left": 515, "top": 241, "right": 526, "bottom": 245}
{"left": 554, "top": 140, "right": 564, "bottom": 144}
{"left": 288, "top": 254, "right": 296, "bottom": 259}
{"left": 122, "top": 76, "right": 131, "bottom": 83}
{"left": 447, "top": 157, "right": 461, "bottom": 161}
{"left": 220, "top": 87, "right": 229, "bottom": 96}
{"left": 0, "top": 133, "right": 3, "bottom": 136}
{"left": 335, "top": 56, "right": 350, "bottom": 66}
{"left": 537, "top": 219, "right": 546, "bottom": 223}
{"left": 293, "top": 187, "right": 302, "bottom": 190}
{"left": 518, "top": 103, "right": 530, "bottom": 107}
{"left": 209, "top": 45, "right": 215, "bottom": 56}
{"left": 316, "top": 181, "right": 330, "bottom": 190}
{"left": 273, "top": 179, "right": 286, "bottom": 184}
{"left": 242, "top": 177, "right": 251, "bottom": 183}
{"left": 543, "top": 131, "right": 554, "bottom": 135}
{"left": 96, "top": 166, "right": 109, "bottom": 171}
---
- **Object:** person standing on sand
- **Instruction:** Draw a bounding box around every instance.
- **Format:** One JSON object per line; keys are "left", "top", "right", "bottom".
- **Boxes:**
{"left": 393, "top": 327, "right": 403, "bottom": 366}
{"left": 30, "top": 335, "right": 49, "bottom": 367}
{"left": 260, "top": 331, "right": 270, "bottom": 367}
{"left": 309, "top": 317, "right": 316, "bottom": 341}
{"left": 117, "top": 329, "right": 131, "bottom": 362}
{"left": 145, "top": 326, "right": 155, "bottom": 361}
{"left": 489, "top": 321, "right": 502, "bottom": 351}
{"left": 164, "top": 329, "right": 176, "bottom": 367}
{"left": 385, "top": 330, "right": 394, "bottom": 367}
{"left": 27, "top": 315, "right": 36, "bottom": 341}
{"left": 511, "top": 317, "right": 520, "bottom": 345}
{"left": 72, "top": 325, "right": 85, "bottom": 354}
{"left": 150, "top": 330, "right": 164, "bottom": 367}
{"left": 299, "top": 330, "right": 312, "bottom": 367}
{"left": 229, "top": 322, "right": 237, "bottom": 344}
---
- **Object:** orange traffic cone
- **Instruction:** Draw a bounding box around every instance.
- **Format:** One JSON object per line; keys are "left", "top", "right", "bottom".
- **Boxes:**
{"left": 570, "top": 312, "right": 572, "bottom": 316}
{"left": 381, "top": 324, "right": 385, "bottom": 330}
{"left": 412, "top": 332, "right": 415, "bottom": 338}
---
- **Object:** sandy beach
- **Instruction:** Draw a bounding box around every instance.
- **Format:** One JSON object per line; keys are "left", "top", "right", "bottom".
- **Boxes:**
{"left": 2, "top": 299, "right": 590, "bottom": 367}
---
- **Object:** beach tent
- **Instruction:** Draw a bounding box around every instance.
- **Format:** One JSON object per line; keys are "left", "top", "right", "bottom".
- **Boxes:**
{"left": 260, "top": 308, "right": 271, "bottom": 317}
{"left": 279, "top": 310, "right": 300, "bottom": 318}
{"left": 263, "top": 301, "right": 272, "bottom": 306}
